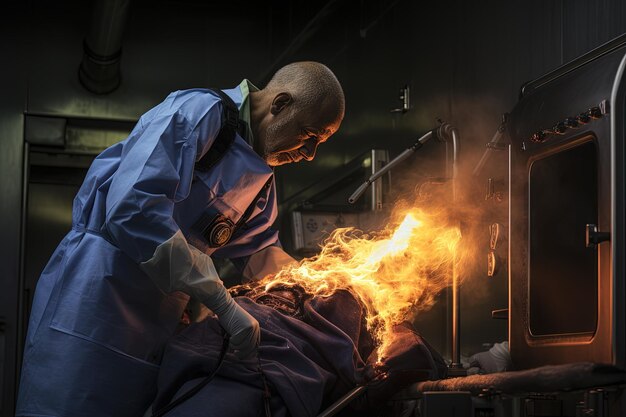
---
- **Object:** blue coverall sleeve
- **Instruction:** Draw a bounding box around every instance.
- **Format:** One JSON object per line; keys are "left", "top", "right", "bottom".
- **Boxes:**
{"left": 104, "top": 90, "right": 222, "bottom": 264}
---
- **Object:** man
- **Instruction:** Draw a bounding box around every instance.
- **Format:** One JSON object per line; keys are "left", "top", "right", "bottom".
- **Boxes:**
{"left": 16, "top": 61, "right": 345, "bottom": 417}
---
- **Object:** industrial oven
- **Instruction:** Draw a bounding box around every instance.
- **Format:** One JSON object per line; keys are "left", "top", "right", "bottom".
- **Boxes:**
{"left": 507, "top": 34, "right": 626, "bottom": 370}
{"left": 396, "top": 34, "right": 626, "bottom": 417}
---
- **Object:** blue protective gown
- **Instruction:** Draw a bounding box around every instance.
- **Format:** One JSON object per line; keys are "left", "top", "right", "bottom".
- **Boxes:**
{"left": 16, "top": 84, "right": 279, "bottom": 417}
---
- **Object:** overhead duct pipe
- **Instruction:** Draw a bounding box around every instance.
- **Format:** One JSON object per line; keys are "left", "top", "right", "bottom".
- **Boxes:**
{"left": 79, "top": 0, "right": 131, "bottom": 94}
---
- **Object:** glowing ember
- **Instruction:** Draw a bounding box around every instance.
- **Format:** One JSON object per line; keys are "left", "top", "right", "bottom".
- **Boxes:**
{"left": 259, "top": 208, "right": 463, "bottom": 360}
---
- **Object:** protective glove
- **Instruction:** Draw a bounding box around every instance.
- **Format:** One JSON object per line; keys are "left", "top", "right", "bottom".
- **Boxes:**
{"left": 208, "top": 288, "right": 260, "bottom": 360}
{"left": 468, "top": 341, "right": 511, "bottom": 374}
{"left": 139, "top": 230, "right": 260, "bottom": 359}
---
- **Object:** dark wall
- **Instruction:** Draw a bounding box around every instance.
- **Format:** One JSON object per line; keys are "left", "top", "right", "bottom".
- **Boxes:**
{"left": 0, "top": 5, "right": 27, "bottom": 417}
{"left": 1, "top": 0, "right": 625, "bottom": 415}
{"left": 278, "top": 0, "right": 626, "bottom": 197}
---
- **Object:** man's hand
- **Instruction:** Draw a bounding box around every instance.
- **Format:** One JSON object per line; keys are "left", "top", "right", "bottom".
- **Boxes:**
{"left": 468, "top": 341, "right": 510, "bottom": 374}
{"left": 216, "top": 298, "right": 260, "bottom": 359}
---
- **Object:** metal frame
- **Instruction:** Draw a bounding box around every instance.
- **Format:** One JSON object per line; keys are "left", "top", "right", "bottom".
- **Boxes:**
{"left": 610, "top": 53, "right": 626, "bottom": 367}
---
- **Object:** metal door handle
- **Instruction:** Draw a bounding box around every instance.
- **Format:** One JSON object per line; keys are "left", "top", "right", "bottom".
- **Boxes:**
{"left": 586, "top": 224, "right": 610, "bottom": 247}
{"left": 491, "top": 309, "right": 508, "bottom": 320}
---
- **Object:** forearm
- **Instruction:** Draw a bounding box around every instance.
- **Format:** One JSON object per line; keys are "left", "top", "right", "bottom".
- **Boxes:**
{"left": 242, "top": 245, "right": 297, "bottom": 281}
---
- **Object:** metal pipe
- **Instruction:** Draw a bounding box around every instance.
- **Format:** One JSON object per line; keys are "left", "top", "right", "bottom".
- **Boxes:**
{"left": 449, "top": 127, "right": 460, "bottom": 369}
{"left": 435, "top": 122, "right": 464, "bottom": 372}
{"left": 316, "top": 385, "right": 367, "bottom": 417}
{"left": 450, "top": 261, "right": 462, "bottom": 371}
{"left": 439, "top": 123, "right": 459, "bottom": 199}
{"left": 472, "top": 114, "right": 508, "bottom": 177}
{"left": 79, "top": 0, "right": 131, "bottom": 94}
{"left": 348, "top": 130, "right": 435, "bottom": 204}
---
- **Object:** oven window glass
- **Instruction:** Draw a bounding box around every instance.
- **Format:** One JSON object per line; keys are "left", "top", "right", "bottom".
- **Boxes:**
{"left": 529, "top": 140, "right": 598, "bottom": 336}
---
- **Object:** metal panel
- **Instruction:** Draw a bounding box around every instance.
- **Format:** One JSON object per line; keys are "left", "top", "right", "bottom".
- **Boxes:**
{"left": 24, "top": 116, "right": 66, "bottom": 146}
{"left": 290, "top": 211, "right": 360, "bottom": 255}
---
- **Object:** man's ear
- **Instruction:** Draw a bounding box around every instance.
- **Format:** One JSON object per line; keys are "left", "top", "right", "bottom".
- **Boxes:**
{"left": 270, "top": 92, "right": 292, "bottom": 115}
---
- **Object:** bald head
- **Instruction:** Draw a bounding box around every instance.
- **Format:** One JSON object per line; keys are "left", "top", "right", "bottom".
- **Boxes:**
{"left": 265, "top": 61, "right": 345, "bottom": 124}
{"left": 250, "top": 61, "right": 345, "bottom": 166}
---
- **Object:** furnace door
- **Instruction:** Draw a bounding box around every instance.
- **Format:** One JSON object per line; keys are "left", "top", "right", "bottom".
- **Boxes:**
{"left": 528, "top": 140, "right": 598, "bottom": 337}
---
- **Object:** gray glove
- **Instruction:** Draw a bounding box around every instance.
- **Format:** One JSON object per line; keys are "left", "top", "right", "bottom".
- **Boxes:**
{"left": 208, "top": 288, "right": 260, "bottom": 359}
{"left": 469, "top": 341, "right": 511, "bottom": 374}
{"left": 139, "top": 230, "right": 260, "bottom": 359}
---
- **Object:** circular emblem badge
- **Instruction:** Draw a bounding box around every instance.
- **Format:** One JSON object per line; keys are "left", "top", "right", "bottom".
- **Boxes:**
{"left": 209, "top": 220, "right": 233, "bottom": 247}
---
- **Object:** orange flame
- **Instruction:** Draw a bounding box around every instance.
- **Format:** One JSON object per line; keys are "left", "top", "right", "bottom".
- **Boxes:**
{"left": 258, "top": 207, "right": 463, "bottom": 360}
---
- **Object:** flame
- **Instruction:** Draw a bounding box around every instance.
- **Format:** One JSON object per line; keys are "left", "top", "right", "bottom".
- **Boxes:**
{"left": 258, "top": 207, "right": 463, "bottom": 360}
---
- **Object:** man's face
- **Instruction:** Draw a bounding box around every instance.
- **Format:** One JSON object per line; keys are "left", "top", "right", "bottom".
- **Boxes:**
{"left": 257, "top": 93, "right": 342, "bottom": 167}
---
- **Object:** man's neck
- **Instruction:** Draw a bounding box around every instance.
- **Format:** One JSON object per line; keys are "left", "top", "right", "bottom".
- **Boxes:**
{"left": 249, "top": 90, "right": 268, "bottom": 156}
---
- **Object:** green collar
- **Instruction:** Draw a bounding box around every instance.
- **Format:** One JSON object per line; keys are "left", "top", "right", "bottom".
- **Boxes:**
{"left": 238, "top": 79, "right": 259, "bottom": 145}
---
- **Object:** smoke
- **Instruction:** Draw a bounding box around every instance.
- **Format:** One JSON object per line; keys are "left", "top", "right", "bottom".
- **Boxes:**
{"left": 375, "top": 98, "right": 512, "bottom": 307}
